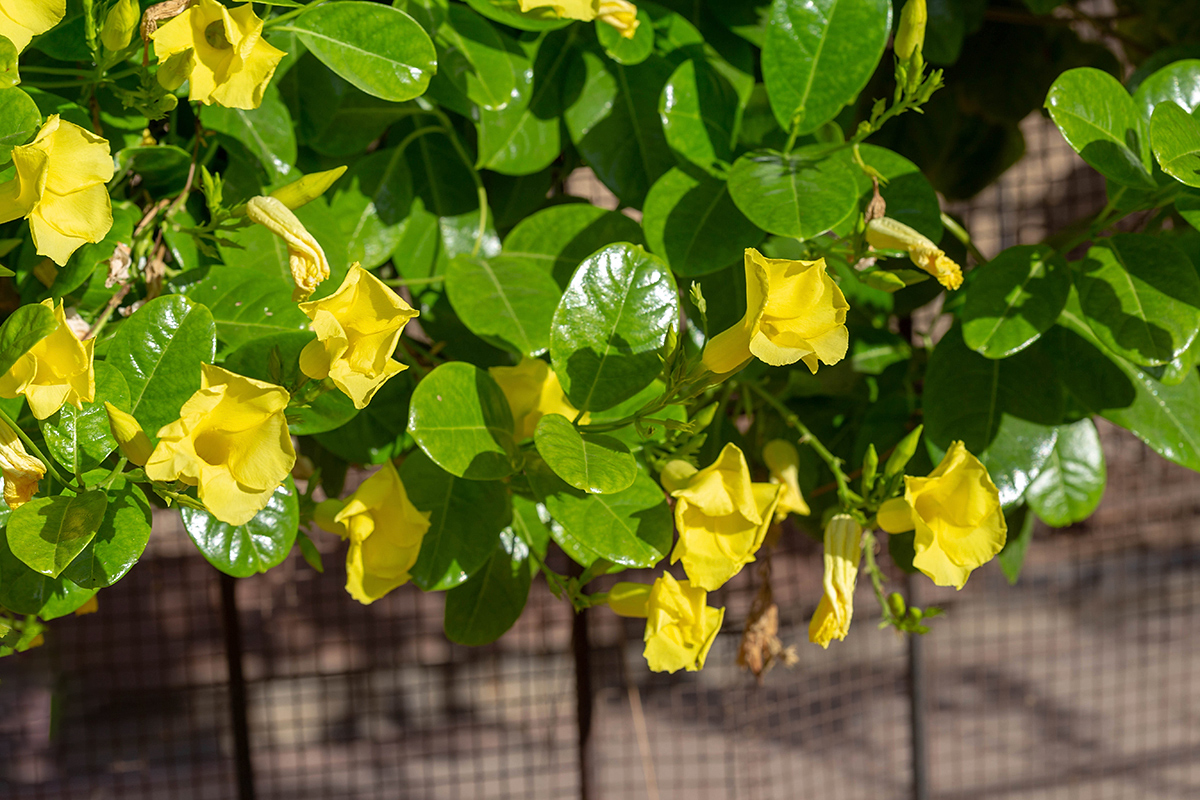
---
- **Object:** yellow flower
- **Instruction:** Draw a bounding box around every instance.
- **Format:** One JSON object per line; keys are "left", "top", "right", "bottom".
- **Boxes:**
{"left": 0, "top": 299, "right": 95, "bottom": 420}
{"left": 866, "top": 217, "right": 963, "bottom": 290}
{"left": 518, "top": 0, "right": 597, "bottom": 19}
{"left": 608, "top": 573, "right": 725, "bottom": 673}
{"left": 0, "top": 417, "right": 44, "bottom": 509}
{"left": 519, "top": 0, "right": 638, "bottom": 36}
{"left": 809, "top": 514, "right": 862, "bottom": 648}
{"left": 0, "top": 115, "right": 114, "bottom": 266}
{"left": 877, "top": 440, "right": 1007, "bottom": 589}
{"left": 152, "top": 0, "right": 286, "bottom": 110}
{"left": 145, "top": 364, "right": 296, "bottom": 526}
{"left": 245, "top": 196, "right": 329, "bottom": 301}
{"left": 762, "top": 439, "right": 810, "bottom": 521}
{"left": 598, "top": 1, "right": 639, "bottom": 38}
{"left": 488, "top": 358, "right": 587, "bottom": 440}
{"left": 104, "top": 402, "right": 153, "bottom": 466}
{"left": 298, "top": 265, "right": 419, "bottom": 410}
{"left": 0, "top": 0, "right": 65, "bottom": 52}
{"left": 664, "top": 444, "right": 783, "bottom": 591}
{"left": 333, "top": 460, "right": 431, "bottom": 605}
{"left": 702, "top": 248, "right": 849, "bottom": 375}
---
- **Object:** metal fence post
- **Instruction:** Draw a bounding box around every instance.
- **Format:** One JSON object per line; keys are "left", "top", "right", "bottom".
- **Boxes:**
{"left": 573, "top": 602, "right": 594, "bottom": 800}
{"left": 219, "top": 572, "right": 256, "bottom": 800}
{"left": 907, "top": 572, "right": 929, "bottom": 800}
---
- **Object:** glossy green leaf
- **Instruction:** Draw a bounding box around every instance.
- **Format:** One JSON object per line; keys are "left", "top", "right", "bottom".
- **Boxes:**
{"left": 279, "top": 2, "right": 437, "bottom": 102}
{"left": 550, "top": 243, "right": 679, "bottom": 412}
{"left": 8, "top": 491, "right": 109, "bottom": 578}
{"left": 499, "top": 203, "right": 646, "bottom": 288}
{"left": 461, "top": 0, "right": 571, "bottom": 31}
{"left": 529, "top": 458, "right": 671, "bottom": 568}
{"left": 180, "top": 267, "right": 309, "bottom": 357}
{"left": 846, "top": 144, "right": 943, "bottom": 241}
{"left": 444, "top": 529, "right": 531, "bottom": 646}
{"left": 408, "top": 361, "right": 519, "bottom": 479}
{"left": 0, "top": 525, "right": 95, "bottom": 617}
{"left": 1073, "top": 234, "right": 1200, "bottom": 367}
{"left": 314, "top": 372, "right": 412, "bottom": 464}
{"left": 0, "top": 302, "right": 55, "bottom": 378}
{"left": 728, "top": 147, "right": 859, "bottom": 239}
{"left": 286, "top": 54, "right": 410, "bottom": 157}
{"left": 534, "top": 413, "right": 637, "bottom": 494}
{"left": 61, "top": 476, "right": 152, "bottom": 589}
{"left": 1025, "top": 418, "right": 1106, "bottom": 527}
{"left": 52, "top": 203, "right": 138, "bottom": 299}
{"left": 106, "top": 295, "right": 217, "bottom": 436}
{"left": 761, "top": 0, "right": 891, "bottom": 134}
{"left": 115, "top": 145, "right": 193, "bottom": 192}
{"left": 1132, "top": 59, "right": 1200, "bottom": 120}
{"left": 40, "top": 362, "right": 130, "bottom": 474}
{"left": 962, "top": 245, "right": 1071, "bottom": 358}
{"left": 438, "top": 4, "right": 521, "bottom": 111}
{"left": 200, "top": 84, "right": 296, "bottom": 183}
{"left": 446, "top": 254, "right": 562, "bottom": 356}
{"left": 0, "top": 87, "right": 39, "bottom": 163}
{"left": 181, "top": 478, "right": 299, "bottom": 578}
{"left": 329, "top": 146, "right": 414, "bottom": 269}
{"left": 597, "top": 6, "right": 654, "bottom": 64}
{"left": 1151, "top": 101, "right": 1200, "bottom": 188}
{"left": 403, "top": 448, "right": 510, "bottom": 591}
{"left": 658, "top": 59, "right": 739, "bottom": 173}
{"left": 1045, "top": 67, "right": 1154, "bottom": 188}
{"left": 642, "top": 167, "right": 764, "bottom": 277}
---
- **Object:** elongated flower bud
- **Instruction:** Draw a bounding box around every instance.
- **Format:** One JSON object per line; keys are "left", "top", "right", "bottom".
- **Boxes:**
{"left": 246, "top": 196, "right": 330, "bottom": 301}
{"left": 0, "top": 418, "right": 45, "bottom": 509}
{"left": 269, "top": 166, "right": 347, "bottom": 210}
{"left": 101, "top": 0, "right": 139, "bottom": 52}
{"left": 895, "top": 0, "right": 926, "bottom": 61}
{"left": 866, "top": 217, "right": 962, "bottom": 290}
{"left": 809, "top": 514, "right": 863, "bottom": 648}
{"left": 104, "top": 402, "right": 153, "bottom": 466}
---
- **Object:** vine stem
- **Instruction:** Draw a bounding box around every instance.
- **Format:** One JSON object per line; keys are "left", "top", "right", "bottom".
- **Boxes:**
{"left": 0, "top": 404, "right": 79, "bottom": 490}
{"left": 384, "top": 274, "right": 444, "bottom": 287}
{"left": 861, "top": 530, "right": 900, "bottom": 626}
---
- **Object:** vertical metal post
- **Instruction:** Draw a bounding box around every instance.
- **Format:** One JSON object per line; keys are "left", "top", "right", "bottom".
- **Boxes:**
{"left": 219, "top": 572, "right": 256, "bottom": 800}
{"left": 572, "top": 602, "right": 594, "bottom": 800}
{"left": 907, "top": 572, "right": 929, "bottom": 800}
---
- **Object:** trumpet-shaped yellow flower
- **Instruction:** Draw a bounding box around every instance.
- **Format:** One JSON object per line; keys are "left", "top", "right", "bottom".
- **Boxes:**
{"left": 298, "top": 265, "right": 419, "bottom": 410}
{"left": 809, "top": 514, "right": 863, "bottom": 648}
{"left": 877, "top": 440, "right": 1007, "bottom": 589}
{"left": 866, "top": 217, "right": 963, "bottom": 290}
{"left": 608, "top": 573, "right": 725, "bottom": 673}
{"left": 0, "top": 299, "right": 95, "bottom": 420}
{"left": 246, "top": 196, "right": 329, "bottom": 301}
{"left": 762, "top": 439, "right": 810, "bottom": 521}
{"left": 0, "top": 0, "right": 65, "bottom": 52}
{"left": 0, "top": 115, "right": 114, "bottom": 266}
{"left": 664, "top": 444, "right": 783, "bottom": 591}
{"left": 0, "top": 417, "right": 44, "bottom": 509}
{"left": 519, "top": 0, "right": 639, "bottom": 37}
{"left": 332, "top": 460, "right": 431, "bottom": 605}
{"left": 145, "top": 364, "right": 295, "bottom": 526}
{"left": 702, "top": 248, "right": 849, "bottom": 375}
{"left": 152, "top": 0, "right": 286, "bottom": 110}
{"left": 488, "top": 358, "right": 587, "bottom": 440}
{"left": 104, "top": 402, "right": 153, "bottom": 466}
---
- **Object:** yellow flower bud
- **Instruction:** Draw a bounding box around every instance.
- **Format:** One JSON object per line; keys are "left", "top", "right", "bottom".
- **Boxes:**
{"left": 0, "top": 299, "right": 95, "bottom": 420}
{"left": 298, "top": 265, "right": 419, "bottom": 409}
{"left": 608, "top": 573, "right": 725, "bottom": 673}
{"left": 336, "top": 461, "right": 431, "bottom": 605}
{"left": 598, "top": 0, "right": 639, "bottom": 38}
{"left": 894, "top": 0, "right": 927, "bottom": 61}
{"left": 762, "top": 439, "right": 810, "bottom": 521}
{"left": 152, "top": 0, "right": 286, "bottom": 110}
{"left": 0, "top": 417, "right": 45, "bottom": 509}
{"left": 100, "top": 0, "right": 139, "bottom": 52}
{"left": 702, "top": 248, "right": 849, "bottom": 376}
{"left": 668, "top": 443, "right": 783, "bottom": 591}
{"left": 877, "top": 441, "right": 1007, "bottom": 589}
{"left": 866, "top": 217, "right": 963, "bottom": 291}
{"left": 73, "top": 595, "right": 99, "bottom": 616}
{"left": 488, "top": 358, "right": 587, "bottom": 440}
{"left": 0, "top": 0, "right": 65, "bottom": 53}
{"left": 0, "top": 115, "right": 114, "bottom": 266}
{"left": 808, "top": 514, "right": 862, "bottom": 648}
{"left": 245, "top": 196, "right": 330, "bottom": 301}
{"left": 145, "top": 364, "right": 296, "bottom": 526}
{"left": 518, "top": 0, "right": 596, "bottom": 19}
{"left": 269, "top": 166, "right": 348, "bottom": 211}
{"left": 104, "top": 402, "right": 153, "bottom": 466}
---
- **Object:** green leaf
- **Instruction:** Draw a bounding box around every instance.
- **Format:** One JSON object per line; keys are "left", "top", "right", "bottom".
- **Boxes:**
{"left": 0, "top": 87, "right": 39, "bottom": 163}
{"left": 443, "top": 529, "right": 531, "bottom": 646}
{"left": 286, "top": 54, "right": 411, "bottom": 157}
{"left": 8, "top": 491, "right": 109, "bottom": 578}
{"left": 106, "top": 295, "right": 217, "bottom": 436}
{"left": 528, "top": 458, "right": 671, "bottom": 568}
{"left": 314, "top": 372, "right": 412, "bottom": 464}
{"left": 1045, "top": 67, "right": 1154, "bottom": 188}
{"left": 597, "top": 6, "right": 654, "bottom": 64}
{"left": 997, "top": 503, "right": 1035, "bottom": 585}
{"left": 438, "top": 4, "right": 521, "bottom": 111}
{"left": 329, "top": 147, "right": 413, "bottom": 269}
{"left": 509, "top": 493, "right": 550, "bottom": 558}
{"left": 1132, "top": 59, "right": 1200, "bottom": 120}
{"left": 115, "top": 145, "right": 193, "bottom": 193}
{"left": 1073, "top": 234, "right": 1200, "bottom": 367}
{"left": 445, "top": 254, "right": 562, "bottom": 356}
{"left": 761, "top": 0, "right": 892, "bottom": 134}
{"left": 534, "top": 413, "right": 637, "bottom": 494}
{"left": 0, "top": 524, "right": 95, "bottom": 617}
{"left": 0, "top": 301, "right": 56, "bottom": 378}
{"left": 658, "top": 59, "right": 739, "bottom": 173}
{"left": 200, "top": 84, "right": 296, "bottom": 183}
{"left": 727, "top": 147, "right": 859, "bottom": 240}
{"left": 845, "top": 144, "right": 943, "bottom": 242}
{"left": 408, "top": 361, "right": 519, "bottom": 479}
{"left": 1025, "top": 419, "right": 1106, "bottom": 527}
{"left": 498, "top": 203, "right": 646, "bottom": 288}
{"left": 178, "top": 267, "right": 309, "bottom": 357}
{"left": 181, "top": 477, "right": 299, "bottom": 578}
{"left": 550, "top": 243, "right": 679, "bottom": 412}
{"left": 642, "top": 167, "right": 764, "bottom": 277}
{"left": 0, "top": 35, "right": 18, "bottom": 89}
{"left": 403, "top": 448, "right": 510, "bottom": 590}
{"left": 61, "top": 476, "right": 152, "bottom": 589}
{"left": 52, "top": 203, "right": 138, "bottom": 299}
{"left": 962, "top": 245, "right": 1071, "bottom": 358}
{"left": 280, "top": 2, "right": 437, "bottom": 102}
{"left": 1151, "top": 101, "right": 1200, "bottom": 188}
{"left": 40, "top": 362, "right": 130, "bottom": 474}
